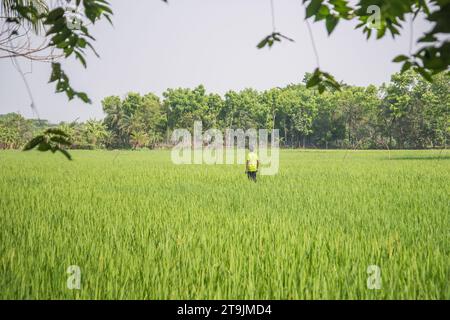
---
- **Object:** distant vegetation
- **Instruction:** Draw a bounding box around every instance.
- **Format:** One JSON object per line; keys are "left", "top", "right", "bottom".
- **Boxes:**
{"left": 1, "top": 71, "right": 448, "bottom": 151}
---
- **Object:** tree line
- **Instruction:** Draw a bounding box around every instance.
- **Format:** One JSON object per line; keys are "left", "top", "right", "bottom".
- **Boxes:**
{"left": 1, "top": 71, "right": 448, "bottom": 150}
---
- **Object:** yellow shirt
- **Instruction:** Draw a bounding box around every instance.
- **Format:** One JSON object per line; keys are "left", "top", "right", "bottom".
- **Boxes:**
{"left": 246, "top": 152, "right": 258, "bottom": 172}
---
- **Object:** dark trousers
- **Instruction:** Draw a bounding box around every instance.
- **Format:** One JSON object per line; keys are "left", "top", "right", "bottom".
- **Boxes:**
{"left": 247, "top": 171, "right": 257, "bottom": 182}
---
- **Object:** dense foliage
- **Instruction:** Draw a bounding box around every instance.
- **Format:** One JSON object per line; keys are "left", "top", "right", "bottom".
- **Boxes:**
{"left": 1, "top": 71, "right": 448, "bottom": 150}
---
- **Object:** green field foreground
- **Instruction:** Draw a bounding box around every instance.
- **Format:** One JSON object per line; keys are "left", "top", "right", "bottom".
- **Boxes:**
{"left": 0, "top": 149, "right": 449, "bottom": 299}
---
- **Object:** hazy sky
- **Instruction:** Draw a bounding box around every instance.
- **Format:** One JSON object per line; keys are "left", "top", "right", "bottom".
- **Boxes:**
{"left": 0, "top": 0, "right": 433, "bottom": 123}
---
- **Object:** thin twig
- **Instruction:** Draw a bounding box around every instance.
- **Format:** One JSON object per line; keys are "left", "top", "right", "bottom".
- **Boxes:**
{"left": 305, "top": 17, "right": 320, "bottom": 68}
{"left": 9, "top": 40, "right": 40, "bottom": 119}
{"left": 270, "top": 0, "right": 276, "bottom": 32}
{"left": 409, "top": 13, "right": 414, "bottom": 56}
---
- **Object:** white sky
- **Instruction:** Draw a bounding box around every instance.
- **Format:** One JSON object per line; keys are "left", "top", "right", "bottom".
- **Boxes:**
{"left": 0, "top": 0, "right": 433, "bottom": 122}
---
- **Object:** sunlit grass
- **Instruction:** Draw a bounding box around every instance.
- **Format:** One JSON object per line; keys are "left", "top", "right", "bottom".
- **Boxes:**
{"left": 0, "top": 149, "right": 448, "bottom": 299}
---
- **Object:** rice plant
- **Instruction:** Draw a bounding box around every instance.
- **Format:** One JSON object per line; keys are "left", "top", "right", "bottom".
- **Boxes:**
{"left": 0, "top": 149, "right": 448, "bottom": 299}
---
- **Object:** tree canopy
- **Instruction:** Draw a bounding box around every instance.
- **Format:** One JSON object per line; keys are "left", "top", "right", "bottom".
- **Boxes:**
{"left": 2, "top": 70, "right": 448, "bottom": 154}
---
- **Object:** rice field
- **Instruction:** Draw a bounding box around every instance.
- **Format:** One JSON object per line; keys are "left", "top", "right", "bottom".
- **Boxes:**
{"left": 0, "top": 149, "right": 449, "bottom": 299}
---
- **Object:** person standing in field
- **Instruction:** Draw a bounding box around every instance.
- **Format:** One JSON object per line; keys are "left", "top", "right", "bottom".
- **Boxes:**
{"left": 246, "top": 145, "right": 259, "bottom": 182}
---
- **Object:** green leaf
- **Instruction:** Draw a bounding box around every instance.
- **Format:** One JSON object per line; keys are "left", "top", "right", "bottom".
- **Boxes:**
{"left": 418, "top": 33, "right": 437, "bottom": 43}
{"left": 37, "top": 142, "right": 51, "bottom": 151}
{"left": 257, "top": 33, "right": 294, "bottom": 49}
{"left": 58, "top": 148, "right": 73, "bottom": 161}
{"left": 400, "top": 61, "right": 412, "bottom": 73}
{"left": 392, "top": 55, "right": 409, "bottom": 63}
{"left": 50, "top": 136, "right": 72, "bottom": 146}
{"left": 364, "top": 27, "right": 372, "bottom": 39}
{"left": 51, "top": 29, "right": 71, "bottom": 45}
{"left": 315, "top": 5, "right": 330, "bottom": 21}
{"left": 45, "top": 128, "right": 70, "bottom": 137}
{"left": 76, "top": 92, "right": 91, "bottom": 104}
{"left": 318, "top": 84, "right": 326, "bottom": 93}
{"left": 45, "top": 17, "right": 66, "bottom": 35}
{"left": 306, "top": 0, "right": 323, "bottom": 19}
{"left": 44, "top": 8, "right": 65, "bottom": 24}
{"left": 257, "top": 36, "right": 270, "bottom": 49}
{"left": 415, "top": 67, "right": 433, "bottom": 82}
{"left": 318, "top": 5, "right": 330, "bottom": 16}
{"left": 326, "top": 15, "right": 339, "bottom": 35}
{"left": 23, "top": 135, "right": 44, "bottom": 151}
{"left": 49, "top": 63, "right": 61, "bottom": 83}
{"left": 306, "top": 74, "right": 320, "bottom": 88}
{"left": 376, "top": 25, "right": 386, "bottom": 39}
{"left": 75, "top": 50, "right": 87, "bottom": 68}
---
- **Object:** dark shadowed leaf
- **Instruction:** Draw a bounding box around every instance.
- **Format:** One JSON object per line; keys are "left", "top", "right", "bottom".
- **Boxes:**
{"left": 326, "top": 15, "right": 339, "bottom": 35}
{"left": 23, "top": 136, "right": 44, "bottom": 151}
{"left": 45, "top": 128, "right": 69, "bottom": 137}
{"left": 393, "top": 55, "right": 409, "bottom": 63}
{"left": 58, "top": 148, "right": 73, "bottom": 160}
{"left": 306, "top": 0, "right": 323, "bottom": 19}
